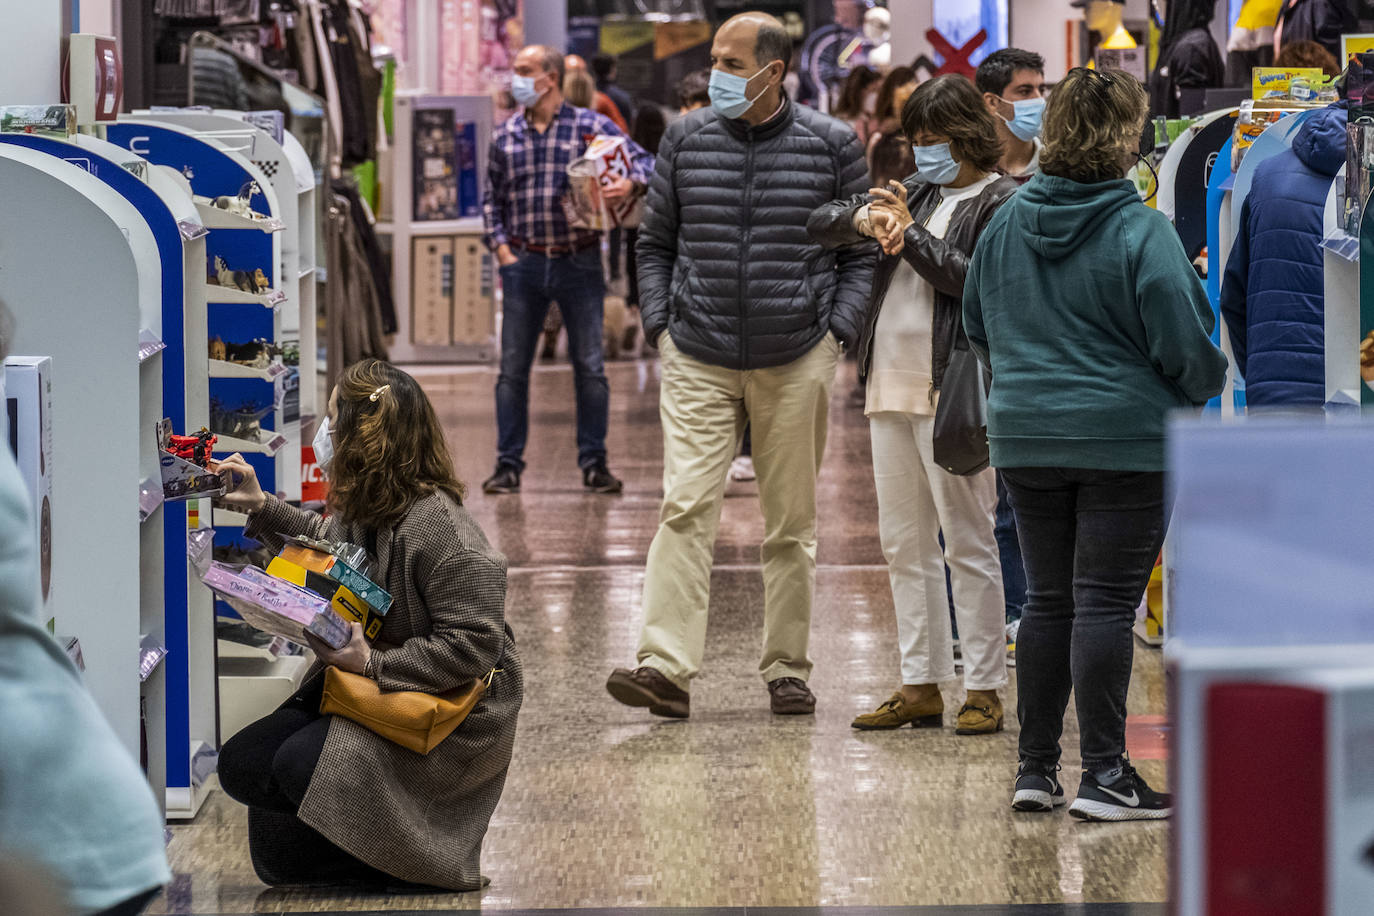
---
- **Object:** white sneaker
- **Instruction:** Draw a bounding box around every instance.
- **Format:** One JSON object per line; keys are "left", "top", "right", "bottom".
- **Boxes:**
{"left": 729, "top": 456, "right": 756, "bottom": 482}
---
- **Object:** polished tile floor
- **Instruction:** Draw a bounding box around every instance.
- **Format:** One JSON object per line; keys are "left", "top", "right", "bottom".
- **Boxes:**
{"left": 149, "top": 357, "right": 1170, "bottom": 914}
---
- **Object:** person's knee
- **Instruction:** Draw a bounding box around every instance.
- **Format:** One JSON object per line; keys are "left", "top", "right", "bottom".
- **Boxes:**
{"left": 216, "top": 732, "right": 260, "bottom": 805}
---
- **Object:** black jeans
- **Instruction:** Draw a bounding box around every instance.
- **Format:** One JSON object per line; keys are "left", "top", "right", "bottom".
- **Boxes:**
{"left": 218, "top": 680, "right": 393, "bottom": 887}
{"left": 1001, "top": 467, "right": 1166, "bottom": 772}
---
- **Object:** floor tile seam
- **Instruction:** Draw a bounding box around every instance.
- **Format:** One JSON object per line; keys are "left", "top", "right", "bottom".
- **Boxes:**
{"left": 506, "top": 563, "right": 892, "bottom": 574}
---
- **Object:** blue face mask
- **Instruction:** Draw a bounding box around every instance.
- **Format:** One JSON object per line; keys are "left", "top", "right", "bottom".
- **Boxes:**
{"left": 912, "top": 142, "right": 961, "bottom": 185}
{"left": 511, "top": 73, "right": 545, "bottom": 108}
{"left": 708, "top": 65, "right": 771, "bottom": 119}
{"left": 1001, "top": 97, "right": 1045, "bottom": 142}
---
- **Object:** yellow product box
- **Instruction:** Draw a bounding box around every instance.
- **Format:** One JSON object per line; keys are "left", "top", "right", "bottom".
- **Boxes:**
{"left": 266, "top": 556, "right": 385, "bottom": 640}
{"left": 1251, "top": 67, "right": 1323, "bottom": 99}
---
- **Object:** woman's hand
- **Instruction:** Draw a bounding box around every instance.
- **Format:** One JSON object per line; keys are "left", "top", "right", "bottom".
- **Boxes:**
{"left": 869, "top": 180, "right": 915, "bottom": 232}
{"left": 871, "top": 208, "right": 906, "bottom": 256}
{"left": 306, "top": 621, "right": 373, "bottom": 675}
{"left": 210, "top": 454, "right": 266, "bottom": 513}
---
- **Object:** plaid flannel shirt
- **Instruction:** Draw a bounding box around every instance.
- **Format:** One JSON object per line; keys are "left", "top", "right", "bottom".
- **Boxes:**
{"left": 482, "top": 101, "right": 653, "bottom": 251}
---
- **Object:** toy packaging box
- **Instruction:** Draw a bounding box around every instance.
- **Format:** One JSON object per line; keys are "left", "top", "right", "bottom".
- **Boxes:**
{"left": 562, "top": 135, "right": 643, "bottom": 231}
{"left": 5, "top": 357, "right": 54, "bottom": 626}
{"left": 202, "top": 561, "right": 351, "bottom": 648}
{"left": 266, "top": 537, "right": 391, "bottom": 640}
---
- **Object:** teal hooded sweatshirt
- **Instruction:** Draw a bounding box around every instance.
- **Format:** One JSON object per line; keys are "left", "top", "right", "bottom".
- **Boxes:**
{"left": 963, "top": 173, "right": 1228, "bottom": 471}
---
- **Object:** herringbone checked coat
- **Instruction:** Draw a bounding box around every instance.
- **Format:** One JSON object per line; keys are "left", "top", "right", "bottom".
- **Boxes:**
{"left": 245, "top": 492, "right": 523, "bottom": 890}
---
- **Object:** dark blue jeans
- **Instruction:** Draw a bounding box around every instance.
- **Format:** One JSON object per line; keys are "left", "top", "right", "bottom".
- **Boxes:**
{"left": 1001, "top": 467, "right": 1166, "bottom": 772}
{"left": 995, "top": 471, "right": 1026, "bottom": 622}
{"left": 496, "top": 248, "right": 609, "bottom": 472}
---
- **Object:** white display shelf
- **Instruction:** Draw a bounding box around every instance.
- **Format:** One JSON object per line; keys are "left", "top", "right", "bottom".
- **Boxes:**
{"left": 204, "top": 283, "right": 285, "bottom": 308}
{"left": 213, "top": 432, "right": 288, "bottom": 456}
{"left": 375, "top": 216, "right": 483, "bottom": 235}
{"left": 165, "top": 767, "right": 213, "bottom": 820}
{"left": 212, "top": 507, "right": 250, "bottom": 527}
{"left": 1323, "top": 229, "right": 1360, "bottom": 262}
{"left": 194, "top": 200, "right": 284, "bottom": 233}
{"left": 207, "top": 358, "right": 289, "bottom": 381}
{"left": 139, "top": 477, "right": 164, "bottom": 523}
{"left": 138, "top": 329, "right": 166, "bottom": 362}
{"left": 299, "top": 266, "right": 315, "bottom": 278}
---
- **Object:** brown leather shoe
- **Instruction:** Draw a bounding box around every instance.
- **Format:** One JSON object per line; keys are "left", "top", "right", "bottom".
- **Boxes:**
{"left": 955, "top": 689, "right": 1005, "bottom": 735}
{"left": 768, "top": 677, "right": 816, "bottom": 715}
{"left": 606, "top": 667, "right": 689, "bottom": 718}
{"left": 851, "top": 690, "right": 944, "bottom": 730}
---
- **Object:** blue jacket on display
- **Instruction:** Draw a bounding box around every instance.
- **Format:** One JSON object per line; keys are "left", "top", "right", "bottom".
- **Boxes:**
{"left": 1221, "top": 105, "right": 1347, "bottom": 407}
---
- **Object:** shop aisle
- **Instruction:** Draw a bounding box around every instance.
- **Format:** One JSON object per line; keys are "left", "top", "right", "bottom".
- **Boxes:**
{"left": 147, "top": 359, "right": 1169, "bottom": 914}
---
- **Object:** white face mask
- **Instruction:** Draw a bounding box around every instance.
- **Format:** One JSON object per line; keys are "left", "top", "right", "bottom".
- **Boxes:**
{"left": 312, "top": 416, "right": 335, "bottom": 476}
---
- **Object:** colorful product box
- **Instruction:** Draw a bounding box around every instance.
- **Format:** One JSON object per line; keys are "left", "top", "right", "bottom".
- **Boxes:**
{"left": 202, "top": 561, "right": 350, "bottom": 648}
{"left": 266, "top": 551, "right": 389, "bottom": 641}
{"left": 562, "top": 135, "right": 643, "bottom": 231}
{"left": 1251, "top": 67, "right": 1324, "bottom": 99}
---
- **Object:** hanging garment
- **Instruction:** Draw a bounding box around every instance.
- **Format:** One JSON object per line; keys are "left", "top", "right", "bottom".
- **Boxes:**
{"left": 324, "top": 189, "right": 389, "bottom": 387}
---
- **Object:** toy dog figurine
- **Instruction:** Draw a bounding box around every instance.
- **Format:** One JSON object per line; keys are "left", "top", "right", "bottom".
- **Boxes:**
{"left": 208, "top": 337, "right": 227, "bottom": 361}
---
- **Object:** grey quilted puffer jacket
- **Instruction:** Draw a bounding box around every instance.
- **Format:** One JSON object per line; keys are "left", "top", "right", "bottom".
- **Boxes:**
{"left": 636, "top": 100, "right": 876, "bottom": 370}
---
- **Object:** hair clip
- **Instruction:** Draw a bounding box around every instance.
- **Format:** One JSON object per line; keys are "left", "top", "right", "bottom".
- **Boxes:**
{"left": 369, "top": 384, "right": 391, "bottom": 402}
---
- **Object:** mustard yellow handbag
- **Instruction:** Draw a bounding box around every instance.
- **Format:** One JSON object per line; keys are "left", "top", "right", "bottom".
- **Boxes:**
{"left": 319, "top": 666, "right": 494, "bottom": 755}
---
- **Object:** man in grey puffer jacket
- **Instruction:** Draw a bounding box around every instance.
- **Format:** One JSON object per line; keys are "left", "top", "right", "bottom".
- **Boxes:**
{"left": 606, "top": 11, "right": 874, "bottom": 719}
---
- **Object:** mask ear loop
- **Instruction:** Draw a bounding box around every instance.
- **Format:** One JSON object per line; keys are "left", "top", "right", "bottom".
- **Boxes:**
{"left": 1136, "top": 152, "right": 1159, "bottom": 204}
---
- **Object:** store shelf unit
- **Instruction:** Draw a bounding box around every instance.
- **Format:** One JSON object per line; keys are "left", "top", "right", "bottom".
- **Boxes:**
{"left": 131, "top": 109, "right": 322, "bottom": 442}
{"left": 1, "top": 131, "right": 220, "bottom": 818}
{"left": 108, "top": 120, "right": 300, "bottom": 513}
{"left": 1324, "top": 166, "right": 1362, "bottom": 408}
{"left": 0, "top": 145, "right": 162, "bottom": 801}
{"left": 377, "top": 93, "right": 496, "bottom": 364}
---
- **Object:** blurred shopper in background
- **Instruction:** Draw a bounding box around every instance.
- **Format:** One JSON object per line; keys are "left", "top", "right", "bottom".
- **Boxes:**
{"left": 974, "top": 47, "right": 1047, "bottom": 653}
{"left": 562, "top": 67, "right": 597, "bottom": 109}
{"left": 1274, "top": 0, "right": 1355, "bottom": 62}
{"left": 0, "top": 301, "right": 170, "bottom": 916}
{"left": 593, "top": 51, "right": 636, "bottom": 125}
{"left": 1273, "top": 37, "right": 1342, "bottom": 76}
{"left": 976, "top": 48, "right": 1046, "bottom": 180}
{"left": 565, "top": 54, "right": 628, "bottom": 131}
{"left": 1148, "top": 0, "right": 1224, "bottom": 118}
{"left": 607, "top": 12, "right": 873, "bottom": 719}
{"left": 866, "top": 66, "right": 918, "bottom": 184}
{"left": 482, "top": 45, "right": 651, "bottom": 495}
{"left": 677, "top": 67, "right": 712, "bottom": 113}
{"left": 810, "top": 74, "right": 1016, "bottom": 737}
{"left": 832, "top": 65, "right": 882, "bottom": 143}
{"left": 964, "top": 68, "right": 1227, "bottom": 821}
{"left": 1222, "top": 103, "right": 1347, "bottom": 407}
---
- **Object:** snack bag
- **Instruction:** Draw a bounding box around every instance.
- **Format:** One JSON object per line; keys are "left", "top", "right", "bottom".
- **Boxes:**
{"left": 562, "top": 134, "right": 643, "bottom": 231}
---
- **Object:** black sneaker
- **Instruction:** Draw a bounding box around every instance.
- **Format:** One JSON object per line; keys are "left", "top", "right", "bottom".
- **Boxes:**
{"left": 583, "top": 464, "right": 623, "bottom": 493}
{"left": 1012, "top": 762, "right": 1066, "bottom": 812}
{"left": 481, "top": 465, "right": 521, "bottom": 495}
{"left": 1069, "top": 760, "right": 1171, "bottom": 822}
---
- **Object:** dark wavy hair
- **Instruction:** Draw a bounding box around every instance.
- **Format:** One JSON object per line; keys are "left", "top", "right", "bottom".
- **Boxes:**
{"left": 873, "top": 65, "right": 917, "bottom": 122}
{"left": 327, "top": 359, "right": 466, "bottom": 531}
{"left": 900, "top": 74, "right": 1002, "bottom": 174}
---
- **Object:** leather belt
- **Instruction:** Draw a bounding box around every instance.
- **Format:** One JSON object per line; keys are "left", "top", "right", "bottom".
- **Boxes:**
{"left": 508, "top": 236, "right": 599, "bottom": 257}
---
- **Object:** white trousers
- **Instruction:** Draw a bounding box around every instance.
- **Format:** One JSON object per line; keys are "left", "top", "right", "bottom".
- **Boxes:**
{"left": 869, "top": 412, "right": 1008, "bottom": 691}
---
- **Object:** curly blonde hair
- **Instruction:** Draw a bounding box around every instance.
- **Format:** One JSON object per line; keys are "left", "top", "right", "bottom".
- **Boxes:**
{"left": 327, "top": 359, "right": 466, "bottom": 532}
{"left": 1040, "top": 68, "right": 1148, "bottom": 184}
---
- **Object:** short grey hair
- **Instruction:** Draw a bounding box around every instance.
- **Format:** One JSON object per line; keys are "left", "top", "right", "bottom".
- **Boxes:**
{"left": 755, "top": 19, "right": 792, "bottom": 71}
{"left": 534, "top": 45, "right": 565, "bottom": 84}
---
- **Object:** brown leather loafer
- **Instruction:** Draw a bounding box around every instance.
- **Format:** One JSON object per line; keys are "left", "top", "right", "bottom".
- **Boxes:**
{"left": 606, "top": 667, "right": 690, "bottom": 718}
{"left": 955, "top": 689, "right": 1005, "bottom": 735}
{"left": 768, "top": 676, "right": 816, "bottom": 715}
{"left": 852, "top": 691, "right": 944, "bottom": 730}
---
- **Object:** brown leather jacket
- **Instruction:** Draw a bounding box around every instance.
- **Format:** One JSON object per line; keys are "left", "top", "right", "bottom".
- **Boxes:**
{"left": 807, "top": 173, "right": 1020, "bottom": 389}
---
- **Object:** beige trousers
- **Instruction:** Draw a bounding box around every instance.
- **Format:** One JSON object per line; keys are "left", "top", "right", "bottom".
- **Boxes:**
{"left": 637, "top": 332, "right": 841, "bottom": 690}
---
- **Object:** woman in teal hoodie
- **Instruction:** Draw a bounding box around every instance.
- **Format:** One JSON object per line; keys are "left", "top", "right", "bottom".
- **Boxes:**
{"left": 963, "top": 69, "right": 1227, "bottom": 822}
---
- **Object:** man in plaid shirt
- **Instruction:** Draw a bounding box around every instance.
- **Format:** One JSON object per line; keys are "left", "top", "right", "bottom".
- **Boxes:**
{"left": 481, "top": 44, "right": 653, "bottom": 496}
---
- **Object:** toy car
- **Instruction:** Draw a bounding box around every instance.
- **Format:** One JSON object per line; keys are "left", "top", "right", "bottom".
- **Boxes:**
{"left": 167, "top": 428, "right": 217, "bottom": 467}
